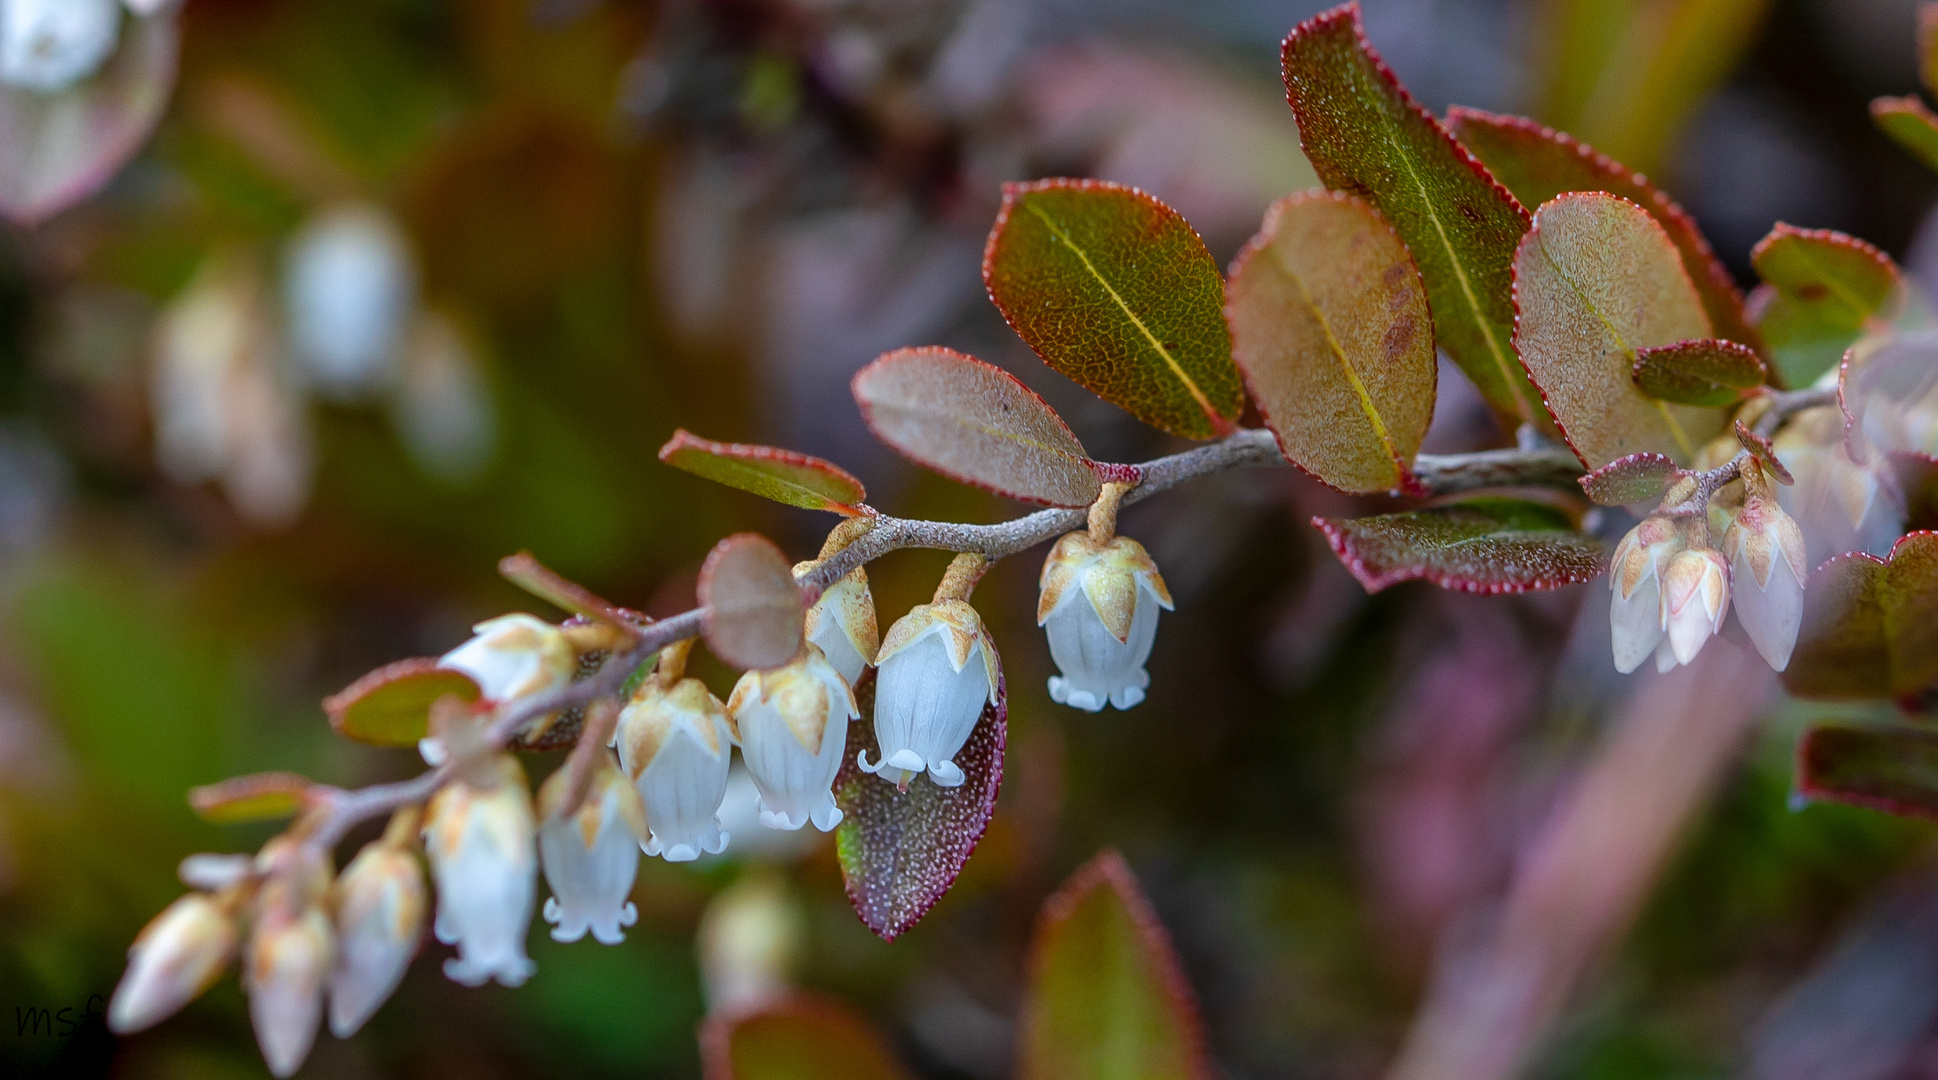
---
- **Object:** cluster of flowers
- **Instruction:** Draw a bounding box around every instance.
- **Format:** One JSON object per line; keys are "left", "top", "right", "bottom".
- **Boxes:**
{"left": 101, "top": 527, "right": 1172, "bottom": 1074}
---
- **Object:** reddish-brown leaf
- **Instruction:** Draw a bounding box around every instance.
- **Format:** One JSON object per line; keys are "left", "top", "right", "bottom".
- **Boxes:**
{"left": 699, "top": 534, "right": 805, "bottom": 671}
{"left": 658, "top": 429, "right": 868, "bottom": 516}
{"left": 701, "top": 994, "right": 911, "bottom": 1080}
{"left": 498, "top": 551, "right": 637, "bottom": 630}
{"left": 1631, "top": 338, "right": 1766, "bottom": 407}
{"left": 188, "top": 772, "right": 317, "bottom": 824}
{"left": 1734, "top": 420, "right": 1793, "bottom": 484}
{"left": 1314, "top": 497, "right": 1606, "bottom": 594}
{"left": 1796, "top": 725, "right": 1938, "bottom": 821}
{"left": 324, "top": 658, "right": 482, "bottom": 747}
{"left": 1578, "top": 452, "right": 1684, "bottom": 507}
{"left": 1785, "top": 531, "right": 1938, "bottom": 699}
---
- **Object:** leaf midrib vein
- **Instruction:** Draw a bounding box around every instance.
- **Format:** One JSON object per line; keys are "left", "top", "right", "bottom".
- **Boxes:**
{"left": 1276, "top": 246, "right": 1404, "bottom": 479}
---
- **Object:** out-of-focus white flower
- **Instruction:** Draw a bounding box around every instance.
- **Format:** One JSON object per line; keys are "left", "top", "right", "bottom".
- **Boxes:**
{"left": 859, "top": 600, "right": 996, "bottom": 790}
{"left": 284, "top": 205, "right": 416, "bottom": 400}
{"left": 108, "top": 891, "right": 240, "bottom": 1034}
{"left": 1037, "top": 532, "right": 1173, "bottom": 711}
{"left": 1775, "top": 405, "right": 1905, "bottom": 562}
{"left": 537, "top": 752, "right": 647, "bottom": 943}
{"left": 696, "top": 870, "right": 803, "bottom": 1014}
{"left": 245, "top": 841, "right": 333, "bottom": 1078}
{"left": 1608, "top": 515, "right": 1686, "bottom": 674}
{"left": 1724, "top": 482, "right": 1809, "bottom": 672}
{"left": 438, "top": 614, "right": 575, "bottom": 704}
{"left": 616, "top": 678, "right": 733, "bottom": 862}
{"left": 328, "top": 814, "right": 426, "bottom": 1038}
{"left": 423, "top": 754, "right": 537, "bottom": 987}
{"left": 178, "top": 852, "right": 254, "bottom": 892}
{"left": 0, "top": 0, "right": 121, "bottom": 94}
{"left": 1661, "top": 547, "right": 1731, "bottom": 668}
{"left": 122, "top": 0, "right": 175, "bottom": 15}
{"left": 392, "top": 309, "right": 495, "bottom": 484}
{"left": 728, "top": 644, "right": 857, "bottom": 832}
{"left": 796, "top": 561, "right": 878, "bottom": 687}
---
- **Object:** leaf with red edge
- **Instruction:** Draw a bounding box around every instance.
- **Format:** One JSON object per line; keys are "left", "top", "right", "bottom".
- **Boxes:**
{"left": 658, "top": 429, "right": 868, "bottom": 516}
{"left": 1314, "top": 497, "right": 1606, "bottom": 594}
{"left": 1019, "top": 850, "right": 1214, "bottom": 1080}
{"left": 1734, "top": 420, "right": 1793, "bottom": 484}
{"left": 1784, "top": 532, "right": 1938, "bottom": 699}
{"left": 1226, "top": 190, "right": 1436, "bottom": 495}
{"left": 188, "top": 772, "right": 318, "bottom": 824}
{"left": 1796, "top": 725, "right": 1938, "bottom": 821}
{"left": 498, "top": 550, "right": 638, "bottom": 630}
{"left": 1513, "top": 192, "right": 1723, "bottom": 468}
{"left": 1579, "top": 452, "right": 1684, "bottom": 507}
{"left": 324, "top": 658, "right": 482, "bottom": 747}
{"left": 1281, "top": 4, "right": 1545, "bottom": 429}
{"left": 984, "top": 179, "right": 1244, "bottom": 440}
{"left": 1446, "top": 107, "right": 1759, "bottom": 351}
{"left": 1632, "top": 339, "right": 1766, "bottom": 407}
{"left": 699, "top": 534, "right": 805, "bottom": 671}
{"left": 833, "top": 666, "right": 1006, "bottom": 941}
{"left": 1872, "top": 97, "right": 1938, "bottom": 175}
{"left": 701, "top": 993, "right": 911, "bottom": 1080}
{"left": 853, "top": 346, "right": 1104, "bottom": 506}
{"left": 1750, "top": 224, "right": 1901, "bottom": 389}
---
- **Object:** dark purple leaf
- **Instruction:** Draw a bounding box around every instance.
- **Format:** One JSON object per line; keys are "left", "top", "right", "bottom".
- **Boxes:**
{"left": 1797, "top": 724, "right": 1938, "bottom": 820}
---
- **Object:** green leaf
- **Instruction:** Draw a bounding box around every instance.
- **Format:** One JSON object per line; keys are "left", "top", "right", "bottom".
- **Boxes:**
{"left": 1019, "top": 851, "right": 1213, "bottom": 1080}
{"left": 324, "top": 657, "right": 481, "bottom": 747}
{"left": 1750, "top": 223, "right": 1901, "bottom": 389}
{"left": 1872, "top": 97, "right": 1938, "bottom": 174}
{"left": 853, "top": 346, "right": 1104, "bottom": 506}
{"left": 1785, "top": 532, "right": 1938, "bottom": 699}
{"left": 1797, "top": 725, "right": 1938, "bottom": 820}
{"left": 1226, "top": 190, "right": 1436, "bottom": 494}
{"left": 1513, "top": 192, "right": 1724, "bottom": 468}
{"left": 699, "top": 533, "right": 805, "bottom": 672}
{"left": 1313, "top": 497, "right": 1607, "bottom": 593}
{"left": 1631, "top": 338, "right": 1766, "bottom": 407}
{"left": 701, "top": 994, "right": 911, "bottom": 1080}
{"left": 188, "top": 771, "right": 316, "bottom": 824}
{"left": 1578, "top": 451, "right": 1683, "bottom": 507}
{"left": 1446, "top": 107, "right": 1759, "bottom": 349}
{"left": 658, "top": 429, "right": 868, "bottom": 515}
{"left": 1281, "top": 4, "right": 1544, "bottom": 428}
{"left": 983, "top": 180, "right": 1244, "bottom": 440}
{"left": 833, "top": 665, "right": 1005, "bottom": 941}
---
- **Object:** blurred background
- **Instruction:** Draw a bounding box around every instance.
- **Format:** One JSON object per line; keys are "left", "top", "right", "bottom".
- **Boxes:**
{"left": 0, "top": 0, "right": 1936, "bottom": 1077}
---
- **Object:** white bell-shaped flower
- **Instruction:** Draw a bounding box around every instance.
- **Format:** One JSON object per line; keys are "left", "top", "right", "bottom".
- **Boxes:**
{"left": 1037, "top": 532, "right": 1174, "bottom": 711}
{"left": 108, "top": 891, "right": 239, "bottom": 1034}
{"left": 1723, "top": 489, "right": 1809, "bottom": 671}
{"left": 616, "top": 677, "right": 734, "bottom": 862}
{"left": 0, "top": 0, "right": 121, "bottom": 94}
{"left": 796, "top": 561, "right": 878, "bottom": 687}
{"left": 284, "top": 205, "right": 417, "bottom": 399}
{"left": 328, "top": 817, "right": 426, "bottom": 1038}
{"left": 1607, "top": 515, "right": 1686, "bottom": 674}
{"left": 438, "top": 613, "right": 575, "bottom": 704}
{"left": 244, "top": 842, "right": 334, "bottom": 1079}
{"left": 423, "top": 754, "right": 538, "bottom": 987}
{"left": 537, "top": 752, "right": 647, "bottom": 943}
{"left": 859, "top": 600, "right": 997, "bottom": 790}
{"left": 1775, "top": 405, "right": 1906, "bottom": 561}
{"left": 1661, "top": 548, "right": 1731, "bottom": 668}
{"left": 728, "top": 644, "right": 858, "bottom": 831}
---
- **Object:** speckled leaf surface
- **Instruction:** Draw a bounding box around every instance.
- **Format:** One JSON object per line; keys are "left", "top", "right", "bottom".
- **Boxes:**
{"left": 1797, "top": 725, "right": 1938, "bottom": 821}
{"left": 1019, "top": 851, "right": 1213, "bottom": 1080}
{"left": 1226, "top": 191, "right": 1435, "bottom": 494}
{"left": 1784, "top": 532, "right": 1938, "bottom": 699}
{"left": 699, "top": 533, "right": 805, "bottom": 671}
{"left": 1512, "top": 192, "right": 1722, "bottom": 468}
{"left": 1313, "top": 497, "right": 1606, "bottom": 593}
{"left": 983, "top": 180, "right": 1244, "bottom": 440}
{"left": 701, "top": 994, "right": 911, "bottom": 1080}
{"left": 323, "top": 657, "right": 481, "bottom": 746}
{"left": 1447, "top": 108, "right": 1758, "bottom": 351}
{"left": 854, "top": 346, "right": 1103, "bottom": 506}
{"left": 659, "top": 429, "right": 868, "bottom": 515}
{"left": 1632, "top": 338, "right": 1766, "bottom": 407}
{"left": 1281, "top": 4, "right": 1544, "bottom": 428}
{"left": 1750, "top": 224, "right": 1901, "bottom": 389}
{"left": 833, "top": 665, "right": 1006, "bottom": 941}
{"left": 188, "top": 771, "right": 315, "bottom": 824}
{"left": 1873, "top": 97, "right": 1938, "bottom": 174}
{"left": 1578, "top": 452, "right": 1683, "bottom": 507}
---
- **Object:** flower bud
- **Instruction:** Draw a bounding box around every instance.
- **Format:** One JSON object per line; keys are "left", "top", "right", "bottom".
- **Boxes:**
{"left": 438, "top": 613, "right": 575, "bottom": 704}
{"left": 423, "top": 754, "right": 538, "bottom": 987}
{"left": 859, "top": 600, "right": 997, "bottom": 790}
{"left": 537, "top": 752, "right": 646, "bottom": 942}
{"left": 108, "top": 892, "right": 239, "bottom": 1035}
{"left": 329, "top": 830, "right": 426, "bottom": 1037}
{"left": 1037, "top": 532, "right": 1173, "bottom": 711}
{"left": 615, "top": 677, "right": 734, "bottom": 862}
{"left": 1723, "top": 492, "right": 1809, "bottom": 671}
{"left": 245, "top": 843, "right": 333, "bottom": 1078}
{"left": 728, "top": 644, "right": 858, "bottom": 831}
{"left": 1607, "top": 515, "right": 1685, "bottom": 674}
{"left": 0, "top": 0, "right": 121, "bottom": 94}
{"left": 697, "top": 870, "right": 802, "bottom": 1014}
{"left": 796, "top": 561, "right": 878, "bottom": 687}
{"left": 1661, "top": 548, "right": 1731, "bottom": 667}
{"left": 283, "top": 204, "right": 416, "bottom": 399}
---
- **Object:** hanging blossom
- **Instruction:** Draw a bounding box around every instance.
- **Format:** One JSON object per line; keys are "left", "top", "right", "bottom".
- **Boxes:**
{"left": 1773, "top": 405, "right": 1905, "bottom": 564}
{"left": 423, "top": 753, "right": 538, "bottom": 987}
{"left": 796, "top": 560, "right": 878, "bottom": 687}
{"left": 537, "top": 751, "right": 648, "bottom": 943}
{"left": 1608, "top": 514, "right": 1685, "bottom": 675}
{"left": 109, "top": 887, "right": 242, "bottom": 1036}
{"left": 244, "top": 840, "right": 335, "bottom": 1078}
{"left": 729, "top": 643, "right": 858, "bottom": 831}
{"left": 329, "top": 808, "right": 426, "bottom": 1038}
{"left": 0, "top": 0, "right": 122, "bottom": 93}
{"left": 1038, "top": 531, "right": 1173, "bottom": 712}
{"left": 860, "top": 598, "right": 997, "bottom": 790}
{"left": 1723, "top": 461, "right": 1809, "bottom": 671}
{"left": 283, "top": 204, "right": 419, "bottom": 401}
{"left": 616, "top": 665, "right": 734, "bottom": 862}
{"left": 424, "top": 613, "right": 575, "bottom": 765}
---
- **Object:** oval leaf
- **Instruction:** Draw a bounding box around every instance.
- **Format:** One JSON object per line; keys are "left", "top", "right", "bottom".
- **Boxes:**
{"left": 188, "top": 771, "right": 317, "bottom": 825}
{"left": 1784, "top": 532, "right": 1938, "bottom": 699}
{"left": 1445, "top": 108, "right": 1759, "bottom": 350}
{"left": 1282, "top": 4, "right": 1545, "bottom": 429}
{"left": 659, "top": 429, "right": 867, "bottom": 515}
{"left": 983, "top": 179, "right": 1244, "bottom": 440}
{"left": 324, "top": 658, "right": 482, "bottom": 747}
{"left": 1227, "top": 190, "right": 1436, "bottom": 494}
{"left": 1797, "top": 725, "right": 1938, "bottom": 821}
{"left": 1873, "top": 96, "right": 1938, "bottom": 175}
{"left": 699, "top": 533, "right": 805, "bottom": 671}
{"left": 498, "top": 551, "right": 637, "bottom": 629}
{"left": 1578, "top": 451, "right": 1684, "bottom": 507}
{"left": 833, "top": 665, "right": 1006, "bottom": 941}
{"left": 1019, "top": 851, "right": 1214, "bottom": 1080}
{"left": 1631, "top": 338, "right": 1766, "bottom": 407}
{"left": 853, "top": 346, "right": 1102, "bottom": 506}
{"left": 1750, "top": 224, "right": 1901, "bottom": 389}
{"left": 1314, "top": 497, "right": 1607, "bottom": 593}
{"left": 701, "top": 994, "right": 911, "bottom": 1080}
{"left": 1512, "top": 192, "right": 1724, "bottom": 468}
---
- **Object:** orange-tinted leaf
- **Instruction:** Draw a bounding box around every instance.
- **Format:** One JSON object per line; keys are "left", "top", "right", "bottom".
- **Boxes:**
{"left": 699, "top": 534, "right": 805, "bottom": 671}
{"left": 1872, "top": 97, "right": 1938, "bottom": 175}
{"left": 1734, "top": 420, "right": 1793, "bottom": 484}
{"left": 1785, "top": 532, "right": 1938, "bottom": 699}
{"left": 1796, "top": 725, "right": 1938, "bottom": 821}
{"left": 324, "top": 658, "right": 482, "bottom": 747}
{"left": 1579, "top": 452, "right": 1684, "bottom": 507}
{"left": 701, "top": 994, "right": 911, "bottom": 1080}
{"left": 853, "top": 346, "right": 1103, "bottom": 506}
{"left": 984, "top": 180, "right": 1244, "bottom": 439}
{"left": 658, "top": 429, "right": 868, "bottom": 515}
{"left": 1282, "top": 4, "right": 1544, "bottom": 428}
{"left": 1019, "top": 851, "right": 1213, "bottom": 1080}
{"left": 498, "top": 551, "right": 636, "bottom": 629}
{"left": 1226, "top": 190, "right": 1436, "bottom": 494}
{"left": 1632, "top": 338, "right": 1766, "bottom": 407}
{"left": 188, "top": 772, "right": 316, "bottom": 824}
{"left": 1314, "top": 497, "right": 1606, "bottom": 594}
{"left": 1922, "top": 3, "right": 1938, "bottom": 97}
{"left": 1447, "top": 108, "right": 1759, "bottom": 351}
{"left": 1750, "top": 224, "right": 1901, "bottom": 389}
{"left": 1513, "top": 192, "right": 1723, "bottom": 468}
